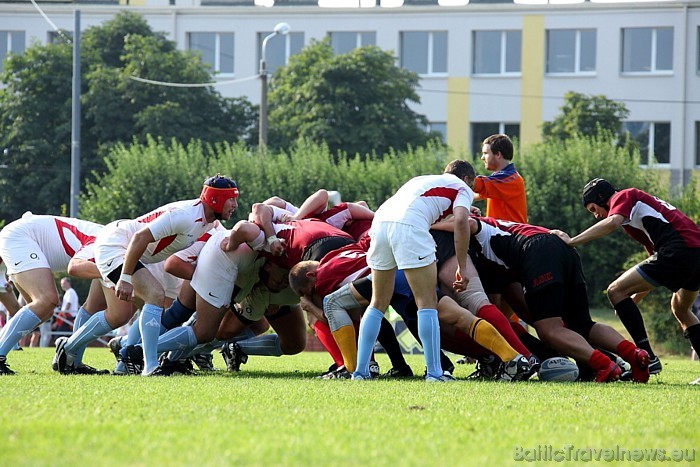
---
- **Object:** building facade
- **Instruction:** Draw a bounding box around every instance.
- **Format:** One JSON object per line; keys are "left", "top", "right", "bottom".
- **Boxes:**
{"left": 2, "top": 0, "right": 699, "bottom": 185}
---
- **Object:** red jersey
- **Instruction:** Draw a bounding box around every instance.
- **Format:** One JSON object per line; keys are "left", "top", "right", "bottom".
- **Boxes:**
{"left": 314, "top": 242, "right": 371, "bottom": 298}
{"left": 608, "top": 188, "right": 700, "bottom": 254}
{"left": 311, "top": 203, "right": 371, "bottom": 241}
{"left": 265, "top": 219, "right": 353, "bottom": 270}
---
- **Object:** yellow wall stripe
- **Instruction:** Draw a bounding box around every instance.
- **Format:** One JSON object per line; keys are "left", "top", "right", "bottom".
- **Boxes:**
{"left": 520, "top": 15, "right": 544, "bottom": 148}
{"left": 447, "top": 77, "right": 469, "bottom": 153}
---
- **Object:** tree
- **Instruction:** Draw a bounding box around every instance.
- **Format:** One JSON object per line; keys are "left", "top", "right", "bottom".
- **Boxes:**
{"left": 0, "top": 12, "right": 256, "bottom": 224}
{"left": 267, "top": 39, "right": 438, "bottom": 157}
{"left": 542, "top": 91, "right": 629, "bottom": 142}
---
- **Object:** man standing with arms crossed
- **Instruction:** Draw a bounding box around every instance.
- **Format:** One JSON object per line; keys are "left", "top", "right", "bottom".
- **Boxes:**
{"left": 352, "top": 160, "right": 475, "bottom": 382}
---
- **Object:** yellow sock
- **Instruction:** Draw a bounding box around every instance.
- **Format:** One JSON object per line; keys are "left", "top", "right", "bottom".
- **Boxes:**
{"left": 469, "top": 318, "right": 519, "bottom": 362}
{"left": 332, "top": 325, "right": 358, "bottom": 372}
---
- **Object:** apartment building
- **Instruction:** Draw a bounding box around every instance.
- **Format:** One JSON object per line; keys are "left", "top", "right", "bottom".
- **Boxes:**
{"left": 1, "top": 0, "right": 699, "bottom": 186}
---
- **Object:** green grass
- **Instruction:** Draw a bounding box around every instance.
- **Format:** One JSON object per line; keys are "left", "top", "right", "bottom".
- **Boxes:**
{"left": 1, "top": 349, "right": 698, "bottom": 466}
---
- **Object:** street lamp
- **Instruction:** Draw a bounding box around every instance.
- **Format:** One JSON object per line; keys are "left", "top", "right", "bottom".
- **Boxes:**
{"left": 259, "top": 22, "right": 291, "bottom": 150}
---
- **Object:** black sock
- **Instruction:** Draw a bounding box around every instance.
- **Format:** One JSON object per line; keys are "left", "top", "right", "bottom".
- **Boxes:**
{"left": 684, "top": 323, "right": 700, "bottom": 354}
{"left": 377, "top": 318, "right": 409, "bottom": 370}
{"left": 614, "top": 297, "right": 656, "bottom": 359}
{"left": 161, "top": 298, "right": 195, "bottom": 330}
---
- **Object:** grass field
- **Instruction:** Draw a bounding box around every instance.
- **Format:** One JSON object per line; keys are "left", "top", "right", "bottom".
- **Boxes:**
{"left": 1, "top": 348, "right": 698, "bottom": 466}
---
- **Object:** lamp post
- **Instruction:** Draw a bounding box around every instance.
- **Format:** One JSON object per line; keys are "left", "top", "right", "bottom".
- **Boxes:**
{"left": 259, "top": 22, "right": 290, "bottom": 150}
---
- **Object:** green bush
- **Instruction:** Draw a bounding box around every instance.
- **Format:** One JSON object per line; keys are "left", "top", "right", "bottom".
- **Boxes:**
{"left": 79, "top": 138, "right": 450, "bottom": 225}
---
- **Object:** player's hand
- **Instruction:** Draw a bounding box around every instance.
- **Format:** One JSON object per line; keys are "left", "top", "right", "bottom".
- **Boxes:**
{"left": 115, "top": 280, "right": 134, "bottom": 301}
{"left": 470, "top": 206, "right": 482, "bottom": 216}
{"left": 453, "top": 270, "right": 468, "bottom": 292}
{"left": 278, "top": 212, "right": 293, "bottom": 223}
{"left": 270, "top": 238, "right": 286, "bottom": 256}
{"left": 549, "top": 229, "right": 572, "bottom": 244}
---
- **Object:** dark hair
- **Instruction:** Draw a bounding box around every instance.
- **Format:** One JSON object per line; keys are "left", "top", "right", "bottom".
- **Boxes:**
{"left": 483, "top": 134, "right": 514, "bottom": 160}
{"left": 444, "top": 160, "right": 476, "bottom": 180}
{"left": 203, "top": 174, "right": 237, "bottom": 189}
{"left": 582, "top": 178, "right": 617, "bottom": 207}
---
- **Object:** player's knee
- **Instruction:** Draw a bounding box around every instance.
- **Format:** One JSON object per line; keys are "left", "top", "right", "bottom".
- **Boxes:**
{"left": 606, "top": 281, "right": 627, "bottom": 303}
{"left": 281, "top": 337, "right": 306, "bottom": 355}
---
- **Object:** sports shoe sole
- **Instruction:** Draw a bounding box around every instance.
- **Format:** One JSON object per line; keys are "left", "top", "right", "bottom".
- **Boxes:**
{"left": 52, "top": 336, "right": 69, "bottom": 373}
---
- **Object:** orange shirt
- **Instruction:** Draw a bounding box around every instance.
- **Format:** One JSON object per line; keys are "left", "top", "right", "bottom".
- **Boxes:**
{"left": 472, "top": 163, "right": 527, "bottom": 223}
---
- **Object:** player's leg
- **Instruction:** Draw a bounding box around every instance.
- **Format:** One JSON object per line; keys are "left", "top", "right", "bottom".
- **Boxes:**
{"left": 353, "top": 268, "right": 395, "bottom": 379}
{"left": 132, "top": 267, "right": 167, "bottom": 375}
{"left": 606, "top": 266, "right": 656, "bottom": 360}
{"left": 0, "top": 268, "right": 58, "bottom": 367}
{"left": 403, "top": 263, "right": 443, "bottom": 380}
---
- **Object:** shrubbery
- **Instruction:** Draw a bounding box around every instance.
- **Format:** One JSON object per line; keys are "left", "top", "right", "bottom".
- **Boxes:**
{"left": 80, "top": 136, "right": 699, "bottom": 353}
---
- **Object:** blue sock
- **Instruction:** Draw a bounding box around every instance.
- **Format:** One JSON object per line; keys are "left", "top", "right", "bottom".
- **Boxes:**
{"left": 73, "top": 307, "right": 90, "bottom": 331}
{"left": 0, "top": 306, "right": 42, "bottom": 357}
{"left": 417, "top": 308, "right": 442, "bottom": 378}
{"left": 72, "top": 307, "right": 101, "bottom": 365}
{"left": 125, "top": 318, "right": 142, "bottom": 346}
{"left": 353, "top": 307, "right": 384, "bottom": 378}
{"left": 65, "top": 311, "right": 113, "bottom": 366}
{"left": 139, "top": 304, "right": 163, "bottom": 374}
{"left": 157, "top": 326, "right": 197, "bottom": 355}
{"left": 238, "top": 334, "right": 282, "bottom": 357}
{"left": 161, "top": 299, "right": 195, "bottom": 330}
{"left": 186, "top": 340, "right": 222, "bottom": 358}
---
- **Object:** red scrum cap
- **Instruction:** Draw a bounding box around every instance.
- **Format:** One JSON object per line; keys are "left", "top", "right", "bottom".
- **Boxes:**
{"left": 200, "top": 174, "right": 239, "bottom": 214}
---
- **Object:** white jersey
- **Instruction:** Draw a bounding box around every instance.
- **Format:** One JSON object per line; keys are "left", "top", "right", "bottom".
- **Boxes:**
{"left": 95, "top": 199, "right": 213, "bottom": 278}
{"left": 373, "top": 174, "right": 473, "bottom": 230}
{"left": 0, "top": 214, "right": 103, "bottom": 275}
{"left": 61, "top": 287, "right": 80, "bottom": 316}
{"left": 169, "top": 221, "right": 226, "bottom": 266}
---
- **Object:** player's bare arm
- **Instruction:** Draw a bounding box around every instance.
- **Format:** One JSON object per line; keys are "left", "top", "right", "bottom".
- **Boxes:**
{"left": 117, "top": 227, "right": 154, "bottom": 301}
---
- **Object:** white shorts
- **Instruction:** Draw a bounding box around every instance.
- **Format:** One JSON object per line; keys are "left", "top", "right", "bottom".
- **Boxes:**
{"left": 367, "top": 222, "right": 436, "bottom": 271}
{"left": 0, "top": 235, "right": 52, "bottom": 275}
{"left": 94, "top": 220, "right": 130, "bottom": 283}
{"left": 190, "top": 230, "right": 258, "bottom": 309}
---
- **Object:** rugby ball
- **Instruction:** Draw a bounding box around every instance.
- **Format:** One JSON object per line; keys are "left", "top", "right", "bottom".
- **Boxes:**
{"left": 537, "top": 357, "right": 579, "bottom": 382}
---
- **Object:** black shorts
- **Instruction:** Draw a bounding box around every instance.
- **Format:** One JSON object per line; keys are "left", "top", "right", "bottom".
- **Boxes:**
{"left": 526, "top": 282, "right": 594, "bottom": 337}
{"left": 519, "top": 235, "right": 586, "bottom": 294}
{"left": 471, "top": 252, "right": 519, "bottom": 295}
{"left": 636, "top": 247, "right": 700, "bottom": 292}
{"left": 430, "top": 230, "right": 456, "bottom": 272}
{"left": 107, "top": 261, "right": 147, "bottom": 285}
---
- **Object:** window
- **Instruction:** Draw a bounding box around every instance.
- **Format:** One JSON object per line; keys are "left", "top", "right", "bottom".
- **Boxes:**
{"left": 329, "top": 31, "right": 376, "bottom": 55}
{"left": 0, "top": 31, "right": 25, "bottom": 72}
{"left": 621, "top": 27, "right": 673, "bottom": 73}
{"left": 622, "top": 122, "right": 670, "bottom": 165}
{"left": 546, "top": 29, "right": 596, "bottom": 74}
{"left": 473, "top": 30, "right": 521, "bottom": 75}
{"left": 471, "top": 123, "right": 520, "bottom": 158}
{"left": 400, "top": 31, "right": 447, "bottom": 75}
{"left": 421, "top": 122, "right": 447, "bottom": 142}
{"left": 188, "top": 32, "right": 234, "bottom": 74}
{"left": 257, "top": 31, "right": 304, "bottom": 75}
